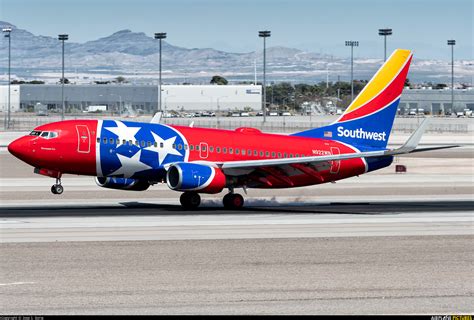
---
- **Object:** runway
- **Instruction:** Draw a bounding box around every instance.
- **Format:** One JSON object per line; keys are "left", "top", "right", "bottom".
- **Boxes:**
{"left": 0, "top": 200, "right": 473, "bottom": 242}
{"left": 1, "top": 234, "right": 472, "bottom": 314}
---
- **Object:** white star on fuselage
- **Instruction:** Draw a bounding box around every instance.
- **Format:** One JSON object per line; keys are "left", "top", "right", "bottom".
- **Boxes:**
{"left": 144, "top": 131, "right": 182, "bottom": 165}
{"left": 109, "top": 150, "right": 151, "bottom": 178}
{"left": 104, "top": 121, "right": 141, "bottom": 145}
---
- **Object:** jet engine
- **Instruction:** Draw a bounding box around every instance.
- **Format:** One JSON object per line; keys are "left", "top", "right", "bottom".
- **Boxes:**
{"left": 166, "top": 162, "right": 226, "bottom": 194}
{"left": 95, "top": 177, "right": 150, "bottom": 191}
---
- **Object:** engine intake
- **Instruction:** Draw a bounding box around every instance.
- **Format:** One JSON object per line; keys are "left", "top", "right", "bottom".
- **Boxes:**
{"left": 167, "top": 162, "right": 226, "bottom": 194}
{"left": 95, "top": 177, "right": 150, "bottom": 191}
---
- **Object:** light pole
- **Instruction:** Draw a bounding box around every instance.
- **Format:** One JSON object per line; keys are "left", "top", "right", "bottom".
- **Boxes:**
{"left": 216, "top": 96, "right": 228, "bottom": 128}
{"left": 345, "top": 40, "right": 359, "bottom": 101}
{"left": 447, "top": 39, "right": 456, "bottom": 115}
{"left": 154, "top": 32, "right": 167, "bottom": 113}
{"left": 378, "top": 28, "right": 392, "bottom": 62}
{"left": 58, "top": 34, "right": 68, "bottom": 120}
{"left": 259, "top": 30, "right": 271, "bottom": 123}
{"left": 3, "top": 27, "right": 12, "bottom": 129}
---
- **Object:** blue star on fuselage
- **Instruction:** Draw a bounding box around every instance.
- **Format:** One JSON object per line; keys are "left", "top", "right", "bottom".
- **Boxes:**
{"left": 145, "top": 131, "right": 182, "bottom": 166}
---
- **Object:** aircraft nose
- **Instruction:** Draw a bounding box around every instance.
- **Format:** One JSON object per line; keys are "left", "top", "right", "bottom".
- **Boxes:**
{"left": 8, "top": 136, "right": 29, "bottom": 160}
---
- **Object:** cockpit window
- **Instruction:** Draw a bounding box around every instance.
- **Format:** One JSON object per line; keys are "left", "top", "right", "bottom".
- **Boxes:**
{"left": 29, "top": 130, "right": 42, "bottom": 136}
{"left": 38, "top": 131, "right": 59, "bottom": 139}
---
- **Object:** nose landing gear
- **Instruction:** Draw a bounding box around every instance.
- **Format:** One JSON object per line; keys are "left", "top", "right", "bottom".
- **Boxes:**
{"left": 51, "top": 178, "right": 63, "bottom": 195}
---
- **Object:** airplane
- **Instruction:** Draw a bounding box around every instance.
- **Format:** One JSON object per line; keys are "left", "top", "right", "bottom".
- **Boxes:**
{"left": 7, "top": 49, "right": 456, "bottom": 209}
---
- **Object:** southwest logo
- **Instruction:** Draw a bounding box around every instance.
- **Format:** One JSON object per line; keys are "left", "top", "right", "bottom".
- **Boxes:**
{"left": 337, "top": 126, "right": 387, "bottom": 141}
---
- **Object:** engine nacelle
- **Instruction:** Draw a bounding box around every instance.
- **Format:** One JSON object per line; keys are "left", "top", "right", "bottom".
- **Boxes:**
{"left": 166, "top": 162, "right": 226, "bottom": 194}
{"left": 95, "top": 177, "right": 150, "bottom": 191}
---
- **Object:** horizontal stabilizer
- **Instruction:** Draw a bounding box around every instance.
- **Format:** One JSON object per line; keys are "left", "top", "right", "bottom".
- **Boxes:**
{"left": 150, "top": 112, "right": 162, "bottom": 124}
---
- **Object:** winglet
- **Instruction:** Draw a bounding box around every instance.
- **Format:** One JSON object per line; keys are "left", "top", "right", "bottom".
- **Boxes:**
{"left": 151, "top": 112, "right": 162, "bottom": 124}
{"left": 386, "top": 118, "right": 459, "bottom": 155}
{"left": 390, "top": 118, "right": 429, "bottom": 154}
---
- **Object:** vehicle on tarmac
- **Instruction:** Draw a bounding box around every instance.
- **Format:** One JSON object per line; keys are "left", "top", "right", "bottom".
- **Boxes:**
{"left": 8, "top": 49, "right": 457, "bottom": 209}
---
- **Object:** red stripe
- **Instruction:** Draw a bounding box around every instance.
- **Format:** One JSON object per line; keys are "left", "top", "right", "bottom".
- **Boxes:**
{"left": 338, "top": 55, "right": 412, "bottom": 122}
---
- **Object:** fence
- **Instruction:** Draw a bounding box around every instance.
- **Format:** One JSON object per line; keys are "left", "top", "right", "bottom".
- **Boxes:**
{"left": 2, "top": 114, "right": 472, "bottom": 134}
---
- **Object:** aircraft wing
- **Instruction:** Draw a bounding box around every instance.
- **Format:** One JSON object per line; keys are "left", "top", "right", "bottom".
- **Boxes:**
{"left": 217, "top": 119, "right": 458, "bottom": 174}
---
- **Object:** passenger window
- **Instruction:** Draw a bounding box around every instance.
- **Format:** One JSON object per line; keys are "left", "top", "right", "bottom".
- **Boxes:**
{"left": 196, "top": 145, "right": 200, "bottom": 151}
{"left": 184, "top": 144, "right": 188, "bottom": 150}
{"left": 147, "top": 141, "right": 152, "bottom": 147}
{"left": 216, "top": 147, "right": 221, "bottom": 153}
{"left": 103, "top": 138, "right": 107, "bottom": 144}
{"left": 248, "top": 149, "right": 252, "bottom": 156}
{"left": 271, "top": 152, "right": 276, "bottom": 157}
{"left": 223, "top": 147, "right": 227, "bottom": 154}
{"left": 209, "top": 146, "right": 214, "bottom": 152}
{"left": 123, "top": 139, "right": 126, "bottom": 145}
{"left": 284, "top": 153, "right": 288, "bottom": 158}
{"left": 254, "top": 150, "right": 258, "bottom": 156}
{"left": 242, "top": 149, "right": 246, "bottom": 155}
{"left": 295, "top": 154, "right": 299, "bottom": 158}
{"left": 160, "top": 142, "right": 164, "bottom": 148}
{"left": 260, "top": 151, "right": 264, "bottom": 157}
{"left": 190, "top": 145, "right": 194, "bottom": 151}
{"left": 178, "top": 144, "right": 182, "bottom": 150}
{"left": 265, "top": 151, "right": 269, "bottom": 157}
{"left": 278, "top": 152, "right": 282, "bottom": 158}
{"left": 135, "top": 141, "right": 139, "bottom": 146}
{"left": 153, "top": 141, "right": 157, "bottom": 147}
{"left": 229, "top": 148, "right": 233, "bottom": 154}
{"left": 235, "top": 148, "right": 240, "bottom": 154}
{"left": 202, "top": 145, "right": 207, "bottom": 151}
{"left": 128, "top": 140, "right": 133, "bottom": 146}
{"left": 97, "top": 138, "right": 100, "bottom": 143}
{"left": 290, "top": 154, "right": 293, "bottom": 158}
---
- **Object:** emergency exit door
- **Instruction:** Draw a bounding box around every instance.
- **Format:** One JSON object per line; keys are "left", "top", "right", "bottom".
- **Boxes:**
{"left": 76, "top": 125, "right": 90, "bottom": 153}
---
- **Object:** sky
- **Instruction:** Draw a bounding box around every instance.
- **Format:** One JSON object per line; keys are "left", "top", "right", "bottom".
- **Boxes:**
{"left": 1, "top": 0, "right": 472, "bottom": 60}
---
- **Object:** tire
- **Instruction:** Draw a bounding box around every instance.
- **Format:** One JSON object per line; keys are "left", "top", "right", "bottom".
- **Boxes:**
{"left": 223, "top": 193, "right": 244, "bottom": 209}
{"left": 51, "top": 185, "right": 57, "bottom": 194}
{"left": 180, "top": 192, "right": 201, "bottom": 209}
{"left": 53, "top": 184, "right": 63, "bottom": 195}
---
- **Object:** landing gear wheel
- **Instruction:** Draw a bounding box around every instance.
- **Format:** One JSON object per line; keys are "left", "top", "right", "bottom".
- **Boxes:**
{"left": 223, "top": 193, "right": 244, "bottom": 209}
{"left": 51, "top": 184, "right": 63, "bottom": 195}
{"left": 180, "top": 192, "right": 201, "bottom": 209}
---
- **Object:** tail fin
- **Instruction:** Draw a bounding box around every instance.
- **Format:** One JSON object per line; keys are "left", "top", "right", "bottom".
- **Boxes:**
{"left": 292, "top": 49, "right": 413, "bottom": 150}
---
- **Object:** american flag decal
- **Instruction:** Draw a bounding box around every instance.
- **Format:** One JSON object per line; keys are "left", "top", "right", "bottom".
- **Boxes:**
{"left": 324, "top": 131, "right": 332, "bottom": 138}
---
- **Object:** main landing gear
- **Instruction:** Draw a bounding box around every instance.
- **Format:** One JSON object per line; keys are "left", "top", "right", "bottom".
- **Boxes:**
{"left": 180, "top": 192, "right": 201, "bottom": 209}
{"left": 51, "top": 178, "right": 63, "bottom": 195}
{"left": 179, "top": 191, "right": 245, "bottom": 210}
{"left": 223, "top": 192, "right": 244, "bottom": 209}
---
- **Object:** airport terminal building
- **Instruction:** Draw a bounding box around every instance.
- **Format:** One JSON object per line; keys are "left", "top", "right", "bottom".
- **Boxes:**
{"left": 0, "top": 84, "right": 473, "bottom": 115}
{"left": 0, "top": 84, "right": 262, "bottom": 114}
{"left": 399, "top": 88, "right": 474, "bottom": 114}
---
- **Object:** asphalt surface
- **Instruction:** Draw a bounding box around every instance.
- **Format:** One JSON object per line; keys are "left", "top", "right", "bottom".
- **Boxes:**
{"left": 1, "top": 200, "right": 472, "bottom": 242}
{"left": 1, "top": 236, "right": 472, "bottom": 314}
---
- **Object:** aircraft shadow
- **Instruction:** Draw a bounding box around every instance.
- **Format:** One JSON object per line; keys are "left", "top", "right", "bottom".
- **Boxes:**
{"left": 0, "top": 200, "right": 472, "bottom": 218}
